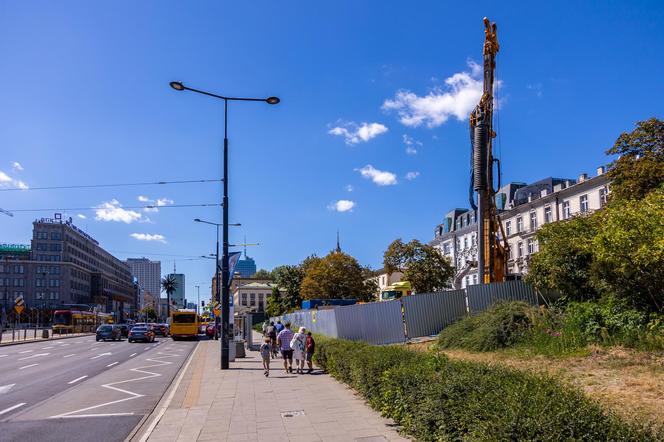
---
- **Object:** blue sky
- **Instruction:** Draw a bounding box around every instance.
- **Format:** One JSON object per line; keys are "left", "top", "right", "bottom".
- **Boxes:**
{"left": 1, "top": 1, "right": 662, "bottom": 304}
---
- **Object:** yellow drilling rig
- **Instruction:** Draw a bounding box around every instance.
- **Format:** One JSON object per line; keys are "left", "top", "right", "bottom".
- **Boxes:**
{"left": 469, "top": 17, "right": 510, "bottom": 284}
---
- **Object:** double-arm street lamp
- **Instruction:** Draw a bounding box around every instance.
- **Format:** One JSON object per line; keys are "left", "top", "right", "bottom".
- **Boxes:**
{"left": 173, "top": 81, "right": 279, "bottom": 369}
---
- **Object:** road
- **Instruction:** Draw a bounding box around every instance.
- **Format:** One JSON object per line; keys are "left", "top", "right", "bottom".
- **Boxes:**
{"left": 0, "top": 334, "right": 198, "bottom": 442}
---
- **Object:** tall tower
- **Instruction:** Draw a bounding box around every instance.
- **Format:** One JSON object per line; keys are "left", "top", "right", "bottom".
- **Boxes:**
{"left": 335, "top": 230, "right": 342, "bottom": 253}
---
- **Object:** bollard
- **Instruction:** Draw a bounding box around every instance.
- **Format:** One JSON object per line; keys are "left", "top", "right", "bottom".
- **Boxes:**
{"left": 42, "top": 329, "right": 49, "bottom": 339}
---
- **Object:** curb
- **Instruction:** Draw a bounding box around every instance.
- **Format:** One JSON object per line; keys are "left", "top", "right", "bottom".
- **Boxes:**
{"left": 125, "top": 340, "right": 200, "bottom": 442}
{"left": 0, "top": 333, "right": 94, "bottom": 347}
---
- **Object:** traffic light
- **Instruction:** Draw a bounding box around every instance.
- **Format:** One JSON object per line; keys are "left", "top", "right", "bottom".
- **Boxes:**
{"left": 201, "top": 301, "right": 205, "bottom": 307}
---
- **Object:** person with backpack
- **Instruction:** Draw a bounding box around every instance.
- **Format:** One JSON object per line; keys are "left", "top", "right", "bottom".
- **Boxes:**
{"left": 291, "top": 327, "right": 307, "bottom": 374}
{"left": 266, "top": 321, "right": 278, "bottom": 358}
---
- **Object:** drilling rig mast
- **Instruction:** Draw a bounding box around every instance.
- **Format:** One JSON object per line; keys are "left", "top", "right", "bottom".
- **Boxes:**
{"left": 469, "top": 17, "right": 509, "bottom": 284}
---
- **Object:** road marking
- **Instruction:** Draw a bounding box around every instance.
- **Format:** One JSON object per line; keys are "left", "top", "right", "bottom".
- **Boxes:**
{"left": 90, "top": 352, "right": 112, "bottom": 360}
{"left": 68, "top": 375, "right": 88, "bottom": 384}
{"left": 18, "top": 352, "right": 49, "bottom": 361}
{"left": 41, "top": 346, "right": 54, "bottom": 349}
{"left": 19, "top": 363, "right": 38, "bottom": 370}
{"left": 137, "top": 344, "right": 199, "bottom": 442}
{"left": 130, "top": 353, "right": 137, "bottom": 357}
{"left": 0, "top": 355, "right": 7, "bottom": 358}
{"left": 0, "top": 384, "right": 15, "bottom": 394}
{"left": 0, "top": 403, "right": 26, "bottom": 416}
{"left": 19, "top": 350, "right": 33, "bottom": 354}
{"left": 63, "top": 354, "right": 76, "bottom": 358}
{"left": 60, "top": 412, "right": 134, "bottom": 418}
{"left": 107, "top": 362, "right": 118, "bottom": 367}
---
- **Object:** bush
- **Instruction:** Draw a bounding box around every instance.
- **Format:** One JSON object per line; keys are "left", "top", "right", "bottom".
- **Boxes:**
{"left": 314, "top": 337, "right": 659, "bottom": 441}
{"left": 437, "top": 301, "right": 534, "bottom": 352}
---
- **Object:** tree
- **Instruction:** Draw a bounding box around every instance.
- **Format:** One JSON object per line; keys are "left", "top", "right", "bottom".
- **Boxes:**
{"left": 606, "top": 118, "right": 664, "bottom": 201}
{"left": 161, "top": 274, "right": 178, "bottom": 318}
{"left": 252, "top": 269, "right": 273, "bottom": 279}
{"left": 591, "top": 186, "right": 664, "bottom": 311}
{"left": 383, "top": 239, "right": 454, "bottom": 293}
{"left": 300, "top": 252, "right": 373, "bottom": 300}
{"left": 139, "top": 306, "right": 157, "bottom": 321}
{"left": 272, "top": 264, "right": 305, "bottom": 312}
{"left": 266, "top": 285, "right": 284, "bottom": 317}
{"left": 527, "top": 215, "right": 600, "bottom": 302}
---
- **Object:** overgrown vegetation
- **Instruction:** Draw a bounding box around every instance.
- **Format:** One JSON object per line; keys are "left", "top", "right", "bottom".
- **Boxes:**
{"left": 314, "top": 336, "right": 660, "bottom": 441}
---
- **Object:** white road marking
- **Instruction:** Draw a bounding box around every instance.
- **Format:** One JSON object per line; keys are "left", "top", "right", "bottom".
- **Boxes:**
{"left": 0, "top": 355, "right": 7, "bottom": 358}
{"left": 19, "top": 350, "right": 33, "bottom": 354}
{"left": 59, "top": 412, "right": 134, "bottom": 418}
{"left": 107, "top": 362, "right": 118, "bottom": 367}
{"left": 63, "top": 354, "right": 76, "bottom": 358}
{"left": 19, "top": 363, "right": 38, "bottom": 370}
{"left": 41, "top": 346, "right": 54, "bottom": 349}
{"left": 130, "top": 353, "right": 137, "bottom": 357}
{"left": 68, "top": 375, "right": 88, "bottom": 384}
{"left": 0, "top": 384, "right": 15, "bottom": 394}
{"left": 18, "top": 353, "right": 49, "bottom": 361}
{"left": 0, "top": 403, "right": 26, "bottom": 416}
{"left": 90, "top": 352, "right": 112, "bottom": 360}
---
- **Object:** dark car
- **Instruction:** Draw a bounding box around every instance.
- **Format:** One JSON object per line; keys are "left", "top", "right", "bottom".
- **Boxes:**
{"left": 153, "top": 323, "right": 169, "bottom": 336}
{"left": 128, "top": 325, "right": 155, "bottom": 343}
{"left": 115, "top": 324, "right": 130, "bottom": 338}
{"left": 96, "top": 325, "right": 121, "bottom": 341}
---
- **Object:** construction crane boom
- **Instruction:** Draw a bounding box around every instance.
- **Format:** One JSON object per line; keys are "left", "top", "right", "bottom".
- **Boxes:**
{"left": 469, "top": 17, "right": 509, "bottom": 284}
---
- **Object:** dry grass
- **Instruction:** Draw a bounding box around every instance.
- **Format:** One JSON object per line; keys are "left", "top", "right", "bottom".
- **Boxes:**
{"left": 407, "top": 340, "right": 664, "bottom": 429}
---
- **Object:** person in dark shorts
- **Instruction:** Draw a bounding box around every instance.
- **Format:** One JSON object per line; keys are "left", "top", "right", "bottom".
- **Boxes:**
{"left": 276, "top": 322, "right": 295, "bottom": 373}
{"left": 266, "top": 321, "right": 278, "bottom": 358}
{"left": 305, "top": 331, "right": 315, "bottom": 374}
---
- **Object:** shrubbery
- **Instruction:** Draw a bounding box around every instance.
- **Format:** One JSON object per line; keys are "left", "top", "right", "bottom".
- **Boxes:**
{"left": 314, "top": 336, "right": 659, "bottom": 441}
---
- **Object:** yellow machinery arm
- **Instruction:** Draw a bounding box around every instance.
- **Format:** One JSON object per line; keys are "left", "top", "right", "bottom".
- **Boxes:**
{"left": 469, "top": 17, "right": 509, "bottom": 284}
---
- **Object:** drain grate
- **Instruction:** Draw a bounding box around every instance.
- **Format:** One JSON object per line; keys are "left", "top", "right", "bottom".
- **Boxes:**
{"left": 280, "top": 410, "right": 306, "bottom": 418}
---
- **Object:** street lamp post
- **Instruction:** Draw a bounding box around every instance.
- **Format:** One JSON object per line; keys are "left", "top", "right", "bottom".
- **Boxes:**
{"left": 194, "top": 285, "right": 200, "bottom": 315}
{"left": 174, "top": 81, "right": 278, "bottom": 370}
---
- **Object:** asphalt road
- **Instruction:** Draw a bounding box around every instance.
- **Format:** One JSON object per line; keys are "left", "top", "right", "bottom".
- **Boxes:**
{"left": 0, "top": 334, "right": 198, "bottom": 442}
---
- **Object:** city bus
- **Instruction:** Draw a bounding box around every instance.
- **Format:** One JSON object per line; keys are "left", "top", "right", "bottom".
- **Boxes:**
{"left": 170, "top": 309, "right": 199, "bottom": 340}
{"left": 380, "top": 281, "right": 412, "bottom": 302}
{"left": 53, "top": 309, "right": 96, "bottom": 333}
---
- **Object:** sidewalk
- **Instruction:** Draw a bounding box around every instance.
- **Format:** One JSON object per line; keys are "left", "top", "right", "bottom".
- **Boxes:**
{"left": 140, "top": 332, "right": 410, "bottom": 442}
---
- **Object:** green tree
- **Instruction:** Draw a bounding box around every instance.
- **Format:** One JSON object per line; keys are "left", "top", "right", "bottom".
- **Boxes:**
{"left": 383, "top": 239, "right": 454, "bottom": 293}
{"left": 272, "top": 264, "right": 305, "bottom": 312}
{"left": 300, "top": 252, "right": 373, "bottom": 300}
{"left": 252, "top": 269, "right": 273, "bottom": 279}
{"left": 139, "top": 306, "right": 158, "bottom": 321}
{"left": 591, "top": 186, "right": 664, "bottom": 311}
{"left": 606, "top": 117, "right": 664, "bottom": 201}
{"left": 527, "top": 215, "right": 600, "bottom": 302}
{"left": 160, "top": 274, "right": 178, "bottom": 318}
{"left": 266, "top": 285, "right": 284, "bottom": 317}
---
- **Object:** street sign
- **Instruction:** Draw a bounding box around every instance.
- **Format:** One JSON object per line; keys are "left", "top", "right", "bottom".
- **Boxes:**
{"left": 14, "top": 295, "right": 25, "bottom": 314}
{"left": 212, "top": 301, "right": 221, "bottom": 316}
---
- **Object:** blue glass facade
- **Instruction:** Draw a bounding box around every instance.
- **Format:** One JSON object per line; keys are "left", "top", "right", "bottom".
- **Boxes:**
{"left": 234, "top": 257, "right": 256, "bottom": 278}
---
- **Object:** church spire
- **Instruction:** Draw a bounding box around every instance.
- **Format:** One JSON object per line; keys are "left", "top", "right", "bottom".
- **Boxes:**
{"left": 335, "top": 230, "right": 341, "bottom": 253}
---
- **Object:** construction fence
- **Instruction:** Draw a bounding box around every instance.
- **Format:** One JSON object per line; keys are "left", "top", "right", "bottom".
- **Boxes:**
{"left": 272, "top": 280, "right": 540, "bottom": 345}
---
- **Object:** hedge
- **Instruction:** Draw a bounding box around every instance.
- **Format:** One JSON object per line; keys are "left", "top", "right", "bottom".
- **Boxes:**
{"left": 313, "top": 336, "right": 660, "bottom": 441}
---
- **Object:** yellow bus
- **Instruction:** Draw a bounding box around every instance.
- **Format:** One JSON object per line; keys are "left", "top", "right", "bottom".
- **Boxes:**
{"left": 380, "top": 281, "right": 412, "bottom": 302}
{"left": 170, "top": 310, "right": 199, "bottom": 340}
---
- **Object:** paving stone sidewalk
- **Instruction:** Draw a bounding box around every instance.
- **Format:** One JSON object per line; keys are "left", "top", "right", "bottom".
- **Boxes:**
{"left": 143, "top": 332, "right": 409, "bottom": 442}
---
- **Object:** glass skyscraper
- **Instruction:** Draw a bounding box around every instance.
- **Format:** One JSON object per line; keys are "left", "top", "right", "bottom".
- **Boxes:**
{"left": 234, "top": 257, "right": 256, "bottom": 278}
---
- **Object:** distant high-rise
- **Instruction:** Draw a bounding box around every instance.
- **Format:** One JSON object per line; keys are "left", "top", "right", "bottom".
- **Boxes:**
{"left": 235, "top": 256, "right": 256, "bottom": 278}
{"left": 126, "top": 258, "right": 161, "bottom": 298}
{"left": 168, "top": 273, "right": 186, "bottom": 309}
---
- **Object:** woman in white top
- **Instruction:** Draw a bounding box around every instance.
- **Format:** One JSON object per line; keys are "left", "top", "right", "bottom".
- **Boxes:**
{"left": 291, "top": 327, "right": 307, "bottom": 374}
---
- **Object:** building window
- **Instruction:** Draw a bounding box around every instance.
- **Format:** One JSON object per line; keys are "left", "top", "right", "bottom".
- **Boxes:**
{"left": 463, "top": 238, "right": 468, "bottom": 250}
{"left": 13, "top": 265, "right": 24, "bottom": 274}
{"left": 49, "top": 279, "right": 60, "bottom": 288}
{"left": 544, "top": 206, "right": 553, "bottom": 223}
{"left": 563, "top": 201, "right": 571, "bottom": 219}
{"left": 516, "top": 216, "right": 523, "bottom": 233}
{"left": 50, "top": 243, "right": 62, "bottom": 252}
{"left": 49, "top": 292, "right": 59, "bottom": 300}
{"left": 36, "top": 278, "right": 46, "bottom": 287}
{"left": 517, "top": 241, "right": 524, "bottom": 258}
{"left": 471, "top": 234, "right": 476, "bottom": 247}
{"left": 37, "top": 231, "right": 48, "bottom": 240}
{"left": 241, "top": 293, "right": 247, "bottom": 306}
{"left": 506, "top": 221, "right": 512, "bottom": 236}
{"left": 51, "top": 232, "right": 62, "bottom": 240}
{"left": 36, "top": 292, "right": 46, "bottom": 300}
{"left": 580, "top": 194, "right": 589, "bottom": 213}
{"left": 250, "top": 293, "right": 256, "bottom": 306}
{"left": 13, "top": 278, "right": 24, "bottom": 287}
{"left": 528, "top": 239, "right": 535, "bottom": 254}
{"left": 443, "top": 243, "right": 451, "bottom": 255}
{"left": 599, "top": 186, "right": 609, "bottom": 207}
{"left": 508, "top": 245, "right": 513, "bottom": 260}
{"left": 49, "top": 266, "right": 60, "bottom": 275}
{"left": 472, "top": 274, "right": 478, "bottom": 285}
{"left": 530, "top": 211, "right": 538, "bottom": 231}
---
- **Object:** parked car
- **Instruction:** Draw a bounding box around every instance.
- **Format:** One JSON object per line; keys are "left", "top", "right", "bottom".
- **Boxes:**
{"left": 128, "top": 325, "right": 155, "bottom": 343}
{"left": 96, "top": 325, "right": 121, "bottom": 341}
{"left": 115, "top": 323, "right": 130, "bottom": 338}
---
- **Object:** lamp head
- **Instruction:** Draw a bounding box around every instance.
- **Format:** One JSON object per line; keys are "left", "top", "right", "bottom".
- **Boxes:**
{"left": 266, "top": 96, "right": 280, "bottom": 105}
{"left": 170, "top": 81, "right": 185, "bottom": 91}
{"left": 194, "top": 218, "right": 201, "bottom": 222}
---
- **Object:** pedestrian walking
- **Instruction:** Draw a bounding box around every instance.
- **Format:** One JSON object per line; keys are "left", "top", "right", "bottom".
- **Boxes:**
{"left": 305, "top": 331, "right": 315, "bottom": 374}
{"left": 276, "top": 322, "right": 294, "bottom": 373}
{"left": 275, "top": 320, "right": 284, "bottom": 333}
{"left": 259, "top": 337, "right": 272, "bottom": 377}
{"left": 266, "top": 321, "right": 278, "bottom": 358}
{"left": 291, "top": 327, "right": 307, "bottom": 374}
{"left": 261, "top": 320, "right": 269, "bottom": 335}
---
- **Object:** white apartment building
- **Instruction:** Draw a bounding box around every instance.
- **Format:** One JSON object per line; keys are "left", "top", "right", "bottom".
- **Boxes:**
{"left": 126, "top": 258, "right": 161, "bottom": 298}
{"left": 233, "top": 281, "right": 278, "bottom": 313}
{"left": 430, "top": 166, "right": 609, "bottom": 285}
{"left": 366, "top": 269, "right": 404, "bottom": 298}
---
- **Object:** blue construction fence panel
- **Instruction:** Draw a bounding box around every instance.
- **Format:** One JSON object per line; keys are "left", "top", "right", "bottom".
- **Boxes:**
{"left": 466, "top": 280, "right": 538, "bottom": 314}
{"left": 402, "top": 289, "right": 468, "bottom": 339}
{"left": 334, "top": 300, "right": 405, "bottom": 345}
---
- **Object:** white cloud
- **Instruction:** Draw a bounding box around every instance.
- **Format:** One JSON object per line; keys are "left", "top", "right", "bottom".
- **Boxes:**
{"left": 156, "top": 198, "right": 174, "bottom": 206}
{"left": 328, "top": 121, "right": 388, "bottom": 145}
{"left": 95, "top": 199, "right": 142, "bottom": 223}
{"left": 11, "top": 162, "right": 23, "bottom": 172}
{"left": 0, "top": 172, "right": 12, "bottom": 183}
{"left": 345, "top": 185, "right": 354, "bottom": 192}
{"left": 0, "top": 171, "right": 29, "bottom": 189}
{"left": 77, "top": 214, "right": 87, "bottom": 219}
{"left": 14, "top": 180, "right": 29, "bottom": 190}
{"left": 137, "top": 195, "right": 150, "bottom": 202}
{"left": 137, "top": 196, "right": 174, "bottom": 213}
{"left": 328, "top": 200, "right": 356, "bottom": 212}
{"left": 356, "top": 165, "right": 398, "bottom": 186}
{"left": 403, "top": 134, "right": 422, "bottom": 155}
{"left": 383, "top": 60, "right": 501, "bottom": 128}
{"left": 405, "top": 171, "right": 420, "bottom": 180}
{"left": 130, "top": 233, "right": 167, "bottom": 243}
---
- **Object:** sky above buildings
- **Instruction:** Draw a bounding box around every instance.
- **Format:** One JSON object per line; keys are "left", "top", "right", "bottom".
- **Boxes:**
{"left": 1, "top": 1, "right": 662, "bottom": 303}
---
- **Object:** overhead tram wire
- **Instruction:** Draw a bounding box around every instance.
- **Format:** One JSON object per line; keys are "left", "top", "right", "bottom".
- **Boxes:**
{"left": 6, "top": 203, "right": 221, "bottom": 213}
{"left": 0, "top": 178, "right": 222, "bottom": 192}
